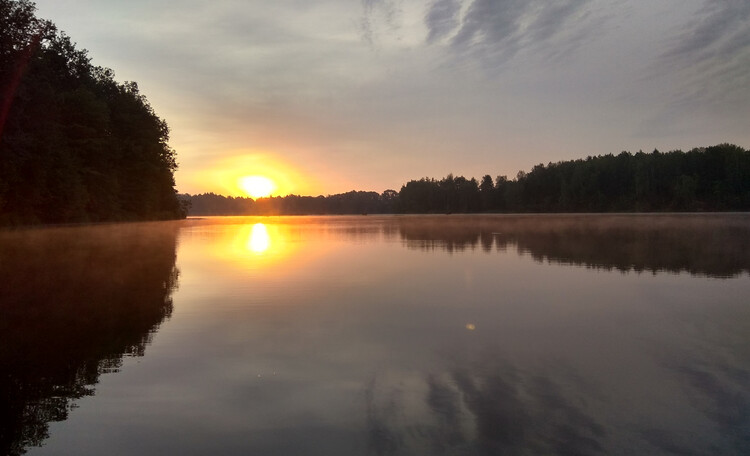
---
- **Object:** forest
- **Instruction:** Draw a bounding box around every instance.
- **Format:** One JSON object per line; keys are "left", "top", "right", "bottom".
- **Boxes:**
{"left": 182, "top": 190, "right": 399, "bottom": 216}
{"left": 399, "top": 144, "right": 750, "bottom": 213}
{"left": 0, "top": 0, "right": 184, "bottom": 225}
{"left": 183, "top": 144, "right": 750, "bottom": 215}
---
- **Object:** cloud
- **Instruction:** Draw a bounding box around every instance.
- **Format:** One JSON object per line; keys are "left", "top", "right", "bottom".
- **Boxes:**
{"left": 663, "top": 0, "right": 750, "bottom": 65}
{"left": 33, "top": 0, "right": 750, "bottom": 194}
{"left": 450, "top": 0, "right": 529, "bottom": 53}
{"left": 661, "top": 0, "right": 750, "bottom": 108}
{"left": 639, "top": 0, "right": 750, "bottom": 137}
{"left": 359, "top": 0, "right": 403, "bottom": 46}
{"left": 362, "top": 0, "right": 597, "bottom": 65}
{"left": 424, "top": 0, "right": 462, "bottom": 44}
{"left": 423, "top": 0, "right": 595, "bottom": 68}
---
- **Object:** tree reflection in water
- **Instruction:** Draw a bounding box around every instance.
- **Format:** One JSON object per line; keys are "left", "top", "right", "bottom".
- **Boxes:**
{"left": 2, "top": 215, "right": 749, "bottom": 455}
{"left": 0, "top": 222, "right": 180, "bottom": 455}
{"left": 396, "top": 214, "right": 750, "bottom": 278}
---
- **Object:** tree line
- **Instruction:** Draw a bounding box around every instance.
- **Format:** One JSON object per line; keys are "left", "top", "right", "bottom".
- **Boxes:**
{"left": 181, "top": 190, "right": 399, "bottom": 215}
{"left": 399, "top": 144, "right": 750, "bottom": 213}
{"left": 0, "top": 0, "right": 184, "bottom": 226}
{"left": 183, "top": 144, "right": 749, "bottom": 215}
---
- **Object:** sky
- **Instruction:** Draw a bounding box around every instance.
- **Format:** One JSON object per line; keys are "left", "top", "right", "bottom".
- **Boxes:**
{"left": 31, "top": 0, "right": 750, "bottom": 197}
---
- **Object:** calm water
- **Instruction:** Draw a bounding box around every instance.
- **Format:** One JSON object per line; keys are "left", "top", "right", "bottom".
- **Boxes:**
{"left": 2, "top": 214, "right": 750, "bottom": 455}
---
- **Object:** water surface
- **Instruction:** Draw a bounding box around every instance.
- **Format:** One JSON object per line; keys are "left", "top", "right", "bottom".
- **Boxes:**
{"left": 2, "top": 214, "right": 750, "bottom": 455}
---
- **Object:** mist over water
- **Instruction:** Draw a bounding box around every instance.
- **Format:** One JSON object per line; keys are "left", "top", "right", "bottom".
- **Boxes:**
{"left": 3, "top": 215, "right": 750, "bottom": 455}
{"left": 0, "top": 222, "right": 180, "bottom": 455}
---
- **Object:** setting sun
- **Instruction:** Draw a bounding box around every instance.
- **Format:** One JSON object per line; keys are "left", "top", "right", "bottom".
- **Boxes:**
{"left": 183, "top": 152, "right": 318, "bottom": 197}
{"left": 240, "top": 175, "right": 275, "bottom": 198}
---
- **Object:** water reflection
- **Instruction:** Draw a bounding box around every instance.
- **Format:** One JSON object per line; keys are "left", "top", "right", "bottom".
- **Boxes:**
{"left": 5, "top": 215, "right": 750, "bottom": 455}
{"left": 185, "top": 214, "right": 750, "bottom": 278}
{"left": 190, "top": 214, "right": 750, "bottom": 278}
{"left": 361, "top": 338, "right": 750, "bottom": 455}
{"left": 0, "top": 223, "right": 179, "bottom": 456}
{"left": 432, "top": 366, "right": 606, "bottom": 455}
{"left": 195, "top": 218, "right": 298, "bottom": 268}
{"left": 248, "top": 223, "right": 271, "bottom": 253}
{"left": 393, "top": 214, "right": 750, "bottom": 277}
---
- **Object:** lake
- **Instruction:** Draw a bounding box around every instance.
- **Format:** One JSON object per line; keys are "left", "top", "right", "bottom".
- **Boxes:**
{"left": 2, "top": 214, "right": 750, "bottom": 455}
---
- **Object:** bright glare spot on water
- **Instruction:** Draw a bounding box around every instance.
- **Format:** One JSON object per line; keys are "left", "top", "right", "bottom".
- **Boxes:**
{"left": 248, "top": 223, "right": 271, "bottom": 254}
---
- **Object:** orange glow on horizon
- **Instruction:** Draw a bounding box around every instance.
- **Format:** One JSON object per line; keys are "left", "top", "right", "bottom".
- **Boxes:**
{"left": 240, "top": 176, "right": 275, "bottom": 198}
{"left": 182, "top": 152, "right": 318, "bottom": 198}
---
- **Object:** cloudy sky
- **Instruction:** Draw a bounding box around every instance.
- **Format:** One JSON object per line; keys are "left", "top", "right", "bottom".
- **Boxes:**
{"left": 32, "top": 0, "right": 750, "bottom": 196}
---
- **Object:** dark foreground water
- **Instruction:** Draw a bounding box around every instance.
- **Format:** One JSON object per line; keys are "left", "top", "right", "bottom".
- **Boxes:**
{"left": 2, "top": 214, "right": 750, "bottom": 455}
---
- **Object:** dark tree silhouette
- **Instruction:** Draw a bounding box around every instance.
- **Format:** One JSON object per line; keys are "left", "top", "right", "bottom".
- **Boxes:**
{"left": 0, "top": 0, "right": 184, "bottom": 225}
{"left": 182, "top": 189, "right": 400, "bottom": 216}
{"left": 397, "top": 144, "right": 750, "bottom": 214}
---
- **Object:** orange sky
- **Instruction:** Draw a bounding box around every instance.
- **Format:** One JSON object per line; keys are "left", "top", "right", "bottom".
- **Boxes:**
{"left": 178, "top": 152, "right": 322, "bottom": 197}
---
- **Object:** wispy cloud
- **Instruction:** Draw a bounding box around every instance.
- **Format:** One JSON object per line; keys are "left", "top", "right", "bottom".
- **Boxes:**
{"left": 661, "top": 0, "right": 750, "bottom": 101}
{"left": 424, "top": 0, "right": 462, "bottom": 44}
{"left": 362, "top": 0, "right": 597, "bottom": 64}
{"left": 360, "top": 0, "right": 403, "bottom": 46}
{"left": 641, "top": 0, "right": 750, "bottom": 136}
{"left": 664, "top": 0, "right": 750, "bottom": 65}
{"left": 424, "top": 0, "right": 595, "bottom": 68}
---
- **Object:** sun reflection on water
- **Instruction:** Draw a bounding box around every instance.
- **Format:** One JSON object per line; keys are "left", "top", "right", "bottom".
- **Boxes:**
{"left": 181, "top": 217, "right": 332, "bottom": 277}
{"left": 248, "top": 223, "right": 271, "bottom": 254}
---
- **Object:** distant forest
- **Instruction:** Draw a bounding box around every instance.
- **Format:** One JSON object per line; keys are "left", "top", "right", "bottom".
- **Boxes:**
{"left": 0, "top": 0, "right": 184, "bottom": 225}
{"left": 182, "top": 190, "right": 399, "bottom": 216}
{"left": 183, "top": 143, "right": 750, "bottom": 215}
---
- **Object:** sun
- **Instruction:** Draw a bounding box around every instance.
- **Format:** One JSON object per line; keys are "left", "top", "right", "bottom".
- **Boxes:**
{"left": 239, "top": 175, "right": 275, "bottom": 198}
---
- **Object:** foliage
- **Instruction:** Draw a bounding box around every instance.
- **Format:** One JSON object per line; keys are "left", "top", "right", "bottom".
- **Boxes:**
{"left": 182, "top": 190, "right": 399, "bottom": 216}
{"left": 0, "top": 0, "right": 183, "bottom": 225}
{"left": 398, "top": 144, "right": 750, "bottom": 213}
